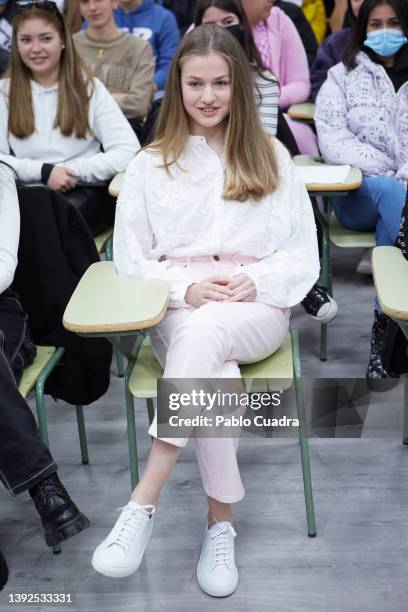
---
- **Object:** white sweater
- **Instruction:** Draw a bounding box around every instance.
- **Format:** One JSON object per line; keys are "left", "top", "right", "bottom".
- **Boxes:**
{"left": 114, "top": 137, "right": 319, "bottom": 308}
{"left": 0, "top": 77, "right": 139, "bottom": 183}
{"left": 0, "top": 164, "right": 19, "bottom": 295}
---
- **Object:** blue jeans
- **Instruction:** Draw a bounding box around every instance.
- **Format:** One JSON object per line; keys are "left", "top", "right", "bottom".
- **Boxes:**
{"left": 334, "top": 176, "right": 406, "bottom": 311}
{"left": 334, "top": 176, "right": 406, "bottom": 246}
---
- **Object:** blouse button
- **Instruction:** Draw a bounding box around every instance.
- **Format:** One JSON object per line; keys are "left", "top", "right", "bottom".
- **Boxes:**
{"left": 213, "top": 255, "right": 220, "bottom": 261}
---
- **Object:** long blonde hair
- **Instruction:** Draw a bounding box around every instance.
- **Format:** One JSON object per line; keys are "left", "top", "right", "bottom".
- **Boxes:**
{"left": 149, "top": 24, "right": 280, "bottom": 202}
{"left": 8, "top": 6, "right": 93, "bottom": 139}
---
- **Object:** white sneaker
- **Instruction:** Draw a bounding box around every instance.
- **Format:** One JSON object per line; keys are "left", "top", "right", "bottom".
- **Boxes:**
{"left": 92, "top": 501, "right": 155, "bottom": 578}
{"left": 196, "top": 522, "right": 238, "bottom": 597}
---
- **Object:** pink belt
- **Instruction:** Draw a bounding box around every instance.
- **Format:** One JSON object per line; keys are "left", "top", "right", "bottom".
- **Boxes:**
{"left": 168, "top": 253, "right": 259, "bottom": 266}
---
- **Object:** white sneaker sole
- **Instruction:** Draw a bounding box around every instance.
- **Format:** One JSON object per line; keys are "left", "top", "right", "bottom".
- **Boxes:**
{"left": 91, "top": 548, "right": 144, "bottom": 578}
{"left": 196, "top": 565, "right": 238, "bottom": 597}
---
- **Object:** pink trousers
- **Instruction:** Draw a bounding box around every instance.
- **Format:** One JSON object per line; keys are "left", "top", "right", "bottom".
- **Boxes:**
{"left": 148, "top": 255, "right": 290, "bottom": 503}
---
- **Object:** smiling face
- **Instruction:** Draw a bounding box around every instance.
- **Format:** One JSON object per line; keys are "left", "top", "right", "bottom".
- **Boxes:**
{"left": 16, "top": 17, "right": 64, "bottom": 83}
{"left": 201, "top": 7, "right": 240, "bottom": 27}
{"left": 366, "top": 2, "right": 402, "bottom": 33}
{"left": 180, "top": 51, "right": 231, "bottom": 136}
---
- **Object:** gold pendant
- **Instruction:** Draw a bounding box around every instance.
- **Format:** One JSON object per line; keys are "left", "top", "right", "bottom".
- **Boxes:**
{"left": 97, "top": 48, "right": 104, "bottom": 58}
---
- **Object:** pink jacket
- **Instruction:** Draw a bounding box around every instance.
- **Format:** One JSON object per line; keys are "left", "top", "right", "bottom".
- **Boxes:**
{"left": 253, "top": 7, "right": 310, "bottom": 109}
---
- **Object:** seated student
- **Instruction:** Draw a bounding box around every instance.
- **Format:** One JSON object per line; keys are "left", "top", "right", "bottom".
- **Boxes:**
{"left": 0, "top": 1, "right": 138, "bottom": 235}
{"left": 0, "top": 162, "right": 90, "bottom": 548}
{"left": 92, "top": 24, "right": 320, "bottom": 596}
{"left": 315, "top": 0, "right": 408, "bottom": 379}
{"left": 74, "top": 0, "right": 155, "bottom": 133}
{"left": 310, "top": 0, "right": 363, "bottom": 100}
{"left": 275, "top": 0, "right": 318, "bottom": 67}
{"left": 241, "top": 0, "right": 319, "bottom": 155}
{"left": 113, "top": 0, "right": 179, "bottom": 94}
{"left": 194, "top": 0, "right": 280, "bottom": 135}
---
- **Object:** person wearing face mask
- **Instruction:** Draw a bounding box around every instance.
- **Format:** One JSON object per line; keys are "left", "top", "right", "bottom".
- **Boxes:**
{"left": 310, "top": 0, "right": 364, "bottom": 100}
{"left": 315, "top": 0, "right": 408, "bottom": 381}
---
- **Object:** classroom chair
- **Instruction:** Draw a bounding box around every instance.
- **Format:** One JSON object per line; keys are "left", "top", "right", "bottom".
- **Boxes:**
{"left": 372, "top": 246, "right": 408, "bottom": 443}
{"left": 63, "top": 261, "right": 317, "bottom": 537}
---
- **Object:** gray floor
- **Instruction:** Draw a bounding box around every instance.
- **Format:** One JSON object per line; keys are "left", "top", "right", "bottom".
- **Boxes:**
{"left": 1, "top": 247, "right": 408, "bottom": 612}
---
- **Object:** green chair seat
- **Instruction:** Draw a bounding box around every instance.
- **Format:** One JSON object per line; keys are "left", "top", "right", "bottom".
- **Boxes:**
{"left": 94, "top": 228, "right": 113, "bottom": 255}
{"left": 329, "top": 214, "right": 376, "bottom": 248}
{"left": 129, "top": 335, "right": 294, "bottom": 399}
{"left": 18, "top": 346, "right": 56, "bottom": 400}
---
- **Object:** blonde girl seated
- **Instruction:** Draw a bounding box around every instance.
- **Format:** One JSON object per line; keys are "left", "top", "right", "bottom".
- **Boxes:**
{"left": 92, "top": 24, "right": 319, "bottom": 597}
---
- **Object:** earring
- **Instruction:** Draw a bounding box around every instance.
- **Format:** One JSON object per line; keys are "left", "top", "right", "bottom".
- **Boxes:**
{"left": 61, "top": 44, "right": 65, "bottom": 49}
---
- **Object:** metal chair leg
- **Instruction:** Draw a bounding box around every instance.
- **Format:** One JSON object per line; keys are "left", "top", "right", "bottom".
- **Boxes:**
{"left": 115, "top": 344, "right": 125, "bottom": 378}
{"left": 125, "top": 361, "right": 139, "bottom": 490}
{"left": 146, "top": 398, "right": 154, "bottom": 426}
{"left": 403, "top": 374, "right": 408, "bottom": 446}
{"left": 320, "top": 323, "right": 327, "bottom": 362}
{"left": 34, "top": 347, "right": 66, "bottom": 555}
{"left": 291, "top": 330, "right": 317, "bottom": 537}
{"left": 76, "top": 405, "right": 89, "bottom": 464}
{"left": 320, "top": 197, "right": 332, "bottom": 362}
{"left": 35, "top": 347, "right": 65, "bottom": 446}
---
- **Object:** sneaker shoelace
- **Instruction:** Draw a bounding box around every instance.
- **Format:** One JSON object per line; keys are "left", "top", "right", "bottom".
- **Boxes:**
{"left": 113, "top": 505, "right": 155, "bottom": 552}
{"left": 211, "top": 524, "right": 236, "bottom": 569}
{"left": 302, "top": 285, "right": 329, "bottom": 312}
{"left": 30, "top": 477, "right": 68, "bottom": 514}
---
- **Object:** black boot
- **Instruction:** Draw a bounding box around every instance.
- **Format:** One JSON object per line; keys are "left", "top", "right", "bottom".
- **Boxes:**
{"left": 0, "top": 551, "right": 8, "bottom": 590}
{"left": 29, "top": 473, "right": 90, "bottom": 547}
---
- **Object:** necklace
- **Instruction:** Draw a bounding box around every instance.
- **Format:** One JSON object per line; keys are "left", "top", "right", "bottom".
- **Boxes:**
{"left": 97, "top": 48, "right": 104, "bottom": 58}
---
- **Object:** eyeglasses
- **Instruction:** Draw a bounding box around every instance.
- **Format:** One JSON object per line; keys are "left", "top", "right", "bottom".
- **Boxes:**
{"left": 14, "top": 1, "right": 60, "bottom": 14}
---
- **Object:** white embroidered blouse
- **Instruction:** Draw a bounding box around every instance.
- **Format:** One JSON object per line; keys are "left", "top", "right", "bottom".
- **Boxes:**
{"left": 113, "top": 136, "right": 319, "bottom": 308}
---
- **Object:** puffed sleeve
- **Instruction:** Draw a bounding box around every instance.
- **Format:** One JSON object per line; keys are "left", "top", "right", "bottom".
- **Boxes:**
{"left": 113, "top": 152, "right": 193, "bottom": 308}
{"left": 0, "top": 164, "right": 19, "bottom": 294}
{"left": 315, "top": 64, "right": 395, "bottom": 176}
{"left": 65, "top": 79, "right": 140, "bottom": 182}
{"left": 240, "top": 140, "right": 320, "bottom": 308}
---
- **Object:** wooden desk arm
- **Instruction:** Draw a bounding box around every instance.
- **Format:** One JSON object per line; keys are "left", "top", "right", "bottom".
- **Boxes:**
{"left": 63, "top": 261, "right": 170, "bottom": 334}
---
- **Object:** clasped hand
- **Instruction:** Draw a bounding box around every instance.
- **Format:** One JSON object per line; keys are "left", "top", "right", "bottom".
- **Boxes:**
{"left": 47, "top": 166, "right": 79, "bottom": 192}
{"left": 185, "top": 274, "right": 256, "bottom": 308}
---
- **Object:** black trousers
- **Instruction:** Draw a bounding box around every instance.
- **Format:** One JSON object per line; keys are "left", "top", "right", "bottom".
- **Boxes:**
{"left": 0, "top": 290, "right": 57, "bottom": 495}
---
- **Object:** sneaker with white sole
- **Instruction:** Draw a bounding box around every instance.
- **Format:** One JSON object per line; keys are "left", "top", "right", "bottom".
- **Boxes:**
{"left": 301, "top": 284, "right": 338, "bottom": 324}
{"left": 92, "top": 501, "right": 155, "bottom": 578}
{"left": 196, "top": 522, "right": 238, "bottom": 597}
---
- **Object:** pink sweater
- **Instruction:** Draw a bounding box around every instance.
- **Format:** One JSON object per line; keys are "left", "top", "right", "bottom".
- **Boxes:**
{"left": 252, "top": 7, "right": 310, "bottom": 109}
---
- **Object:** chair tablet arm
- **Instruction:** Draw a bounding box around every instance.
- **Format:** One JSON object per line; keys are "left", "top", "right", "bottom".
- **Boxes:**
{"left": 108, "top": 172, "right": 125, "bottom": 197}
{"left": 287, "top": 102, "right": 316, "bottom": 121}
{"left": 372, "top": 246, "right": 408, "bottom": 321}
{"left": 63, "top": 261, "right": 170, "bottom": 334}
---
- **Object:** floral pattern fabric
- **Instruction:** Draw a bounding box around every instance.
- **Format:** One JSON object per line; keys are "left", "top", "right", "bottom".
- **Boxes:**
{"left": 113, "top": 137, "right": 319, "bottom": 308}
